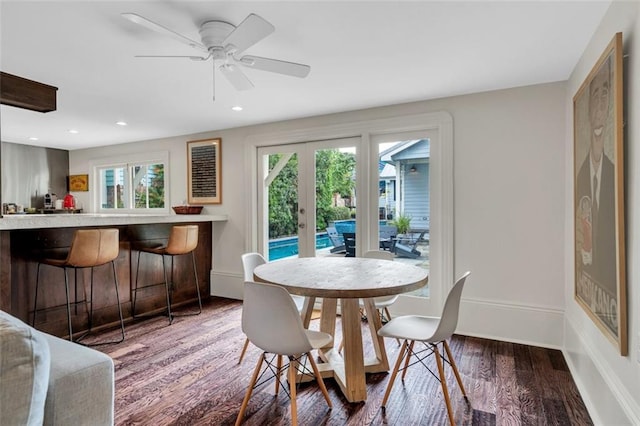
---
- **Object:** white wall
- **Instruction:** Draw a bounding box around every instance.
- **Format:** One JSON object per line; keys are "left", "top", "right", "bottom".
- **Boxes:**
{"left": 70, "top": 81, "right": 567, "bottom": 350}
{"left": 564, "top": 2, "right": 640, "bottom": 425}
{"left": 68, "top": 6, "right": 640, "bottom": 420}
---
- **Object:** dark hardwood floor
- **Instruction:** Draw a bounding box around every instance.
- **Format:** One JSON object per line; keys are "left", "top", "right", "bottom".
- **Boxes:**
{"left": 89, "top": 297, "right": 592, "bottom": 426}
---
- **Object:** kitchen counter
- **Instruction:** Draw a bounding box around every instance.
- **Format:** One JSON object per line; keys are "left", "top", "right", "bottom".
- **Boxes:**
{"left": 0, "top": 213, "right": 228, "bottom": 230}
{"left": 0, "top": 213, "right": 228, "bottom": 337}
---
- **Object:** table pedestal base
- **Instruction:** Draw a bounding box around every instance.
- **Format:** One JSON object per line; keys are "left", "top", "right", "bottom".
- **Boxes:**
{"left": 300, "top": 297, "right": 390, "bottom": 403}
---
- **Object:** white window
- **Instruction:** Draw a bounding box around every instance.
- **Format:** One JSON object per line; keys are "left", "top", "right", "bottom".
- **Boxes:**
{"left": 91, "top": 151, "right": 169, "bottom": 213}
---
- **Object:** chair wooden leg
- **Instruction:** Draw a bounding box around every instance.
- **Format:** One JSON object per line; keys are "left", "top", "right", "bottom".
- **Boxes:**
{"left": 235, "top": 354, "right": 264, "bottom": 426}
{"left": 381, "top": 340, "right": 409, "bottom": 408}
{"left": 308, "top": 352, "right": 332, "bottom": 408}
{"left": 288, "top": 356, "right": 298, "bottom": 426}
{"left": 238, "top": 338, "right": 251, "bottom": 364}
{"left": 275, "top": 355, "right": 283, "bottom": 395}
{"left": 443, "top": 340, "right": 467, "bottom": 398}
{"left": 434, "top": 344, "right": 455, "bottom": 426}
{"left": 401, "top": 340, "right": 415, "bottom": 380}
{"left": 383, "top": 307, "right": 392, "bottom": 322}
{"left": 382, "top": 308, "right": 401, "bottom": 346}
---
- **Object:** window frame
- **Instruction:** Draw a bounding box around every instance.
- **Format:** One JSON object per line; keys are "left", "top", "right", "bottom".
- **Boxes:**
{"left": 89, "top": 150, "right": 170, "bottom": 214}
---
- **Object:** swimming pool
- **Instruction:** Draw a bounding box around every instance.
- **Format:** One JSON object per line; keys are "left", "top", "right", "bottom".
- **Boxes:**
{"left": 269, "top": 234, "right": 332, "bottom": 261}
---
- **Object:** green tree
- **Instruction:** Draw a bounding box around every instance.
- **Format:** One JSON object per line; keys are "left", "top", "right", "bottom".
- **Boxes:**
{"left": 134, "top": 164, "right": 165, "bottom": 208}
{"left": 315, "top": 150, "right": 355, "bottom": 231}
{"left": 267, "top": 150, "right": 355, "bottom": 238}
{"left": 268, "top": 154, "right": 299, "bottom": 238}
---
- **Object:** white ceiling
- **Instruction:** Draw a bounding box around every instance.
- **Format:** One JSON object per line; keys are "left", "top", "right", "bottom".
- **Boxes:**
{"left": 0, "top": 1, "right": 610, "bottom": 150}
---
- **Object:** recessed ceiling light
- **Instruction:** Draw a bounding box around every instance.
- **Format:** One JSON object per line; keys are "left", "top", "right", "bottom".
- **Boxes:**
{"left": 69, "top": 129, "right": 79, "bottom": 134}
{"left": 29, "top": 137, "right": 39, "bottom": 141}
{"left": 116, "top": 121, "right": 128, "bottom": 126}
{"left": 231, "top": 105, "right": 243, "bottom": 111}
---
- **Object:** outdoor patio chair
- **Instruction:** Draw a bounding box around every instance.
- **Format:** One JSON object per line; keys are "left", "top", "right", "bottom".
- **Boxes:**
{"left": 326, "top": 227, "right": 346, "bottom": 253}
{"left": 343, "top": 232, "right": 356, "bottom": 257}
{"left": 392, "top": 230, "right": 427, "bottom": 259}
{"left": 379, "top": 225, "right": 397, "bottom": 250}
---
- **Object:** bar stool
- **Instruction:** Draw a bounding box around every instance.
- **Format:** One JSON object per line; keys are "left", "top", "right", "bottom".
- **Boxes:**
{"left": 32, "top": 228, "right": 125, "bottom": 344}
{"left": 132, "top": 225, "right": 202, "bottom": 324}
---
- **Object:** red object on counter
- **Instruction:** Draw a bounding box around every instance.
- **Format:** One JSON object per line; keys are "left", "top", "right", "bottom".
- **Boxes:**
{"left": 63, "top": 193, "right": 75, "bottom": 209}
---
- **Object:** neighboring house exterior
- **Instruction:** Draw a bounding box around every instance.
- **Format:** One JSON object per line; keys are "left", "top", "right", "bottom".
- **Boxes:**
{"left": 379, "top": 139, "right": 430, "bottom": 230}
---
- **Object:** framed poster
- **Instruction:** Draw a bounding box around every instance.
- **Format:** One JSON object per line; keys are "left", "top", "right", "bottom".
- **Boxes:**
{"left": 573, "top": 32, "right": 626, "bottom": 355}
{"left": 187, "top": 138, "right": 221, "bottom": 204}
{"left": 68, "top": 174, "right": 89, "bottom": 191}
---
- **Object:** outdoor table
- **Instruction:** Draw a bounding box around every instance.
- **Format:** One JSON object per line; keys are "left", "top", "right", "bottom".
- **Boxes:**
{"left": 253, "top": 256, "right": 428, "bottom": 402}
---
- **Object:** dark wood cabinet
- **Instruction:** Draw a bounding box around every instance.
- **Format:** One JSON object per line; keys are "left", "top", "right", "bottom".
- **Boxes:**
{"left": 0, "top": 222, "right": 212, "bottom": 338}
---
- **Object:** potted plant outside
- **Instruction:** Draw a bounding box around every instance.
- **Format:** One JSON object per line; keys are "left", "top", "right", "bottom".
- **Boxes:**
{"left": 392, "top": 214, "right": 412, "bottom": 238}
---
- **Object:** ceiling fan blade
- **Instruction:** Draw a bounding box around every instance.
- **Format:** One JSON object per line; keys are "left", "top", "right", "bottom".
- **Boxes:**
{"left": 238, "top": 55, "right": 310, "bottom": 78}
{"left": 219, "top": 63, "right": 254, "bottom": 91}
{"left": 135, "top": 55, "right": 209, "bottom": 61}
{"left": 223, "top": 14, "right": 274, "bottom": 55}
{"left": 122, "top": 13, "right": 208, "bottom": 53}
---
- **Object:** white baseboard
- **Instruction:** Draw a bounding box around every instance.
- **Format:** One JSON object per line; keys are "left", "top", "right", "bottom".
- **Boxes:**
{"left": 454, "top": 298, "right": 565, "bottom": 349}
{"left": 563, "top": 317, "right": 639, "bottom": 426}
{"left": 210, "top": 270, "right": 243, "bottom": 300}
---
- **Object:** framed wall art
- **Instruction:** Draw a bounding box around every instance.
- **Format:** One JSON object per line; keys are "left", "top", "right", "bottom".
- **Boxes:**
{"left": 187, "top": 138, "right": 221, "bottom": 204}
{"left": 573, "top": 32, "right": 626, "bottom": 355}
{"left": 68, "top": 174, "right": 89, "bottom": 192}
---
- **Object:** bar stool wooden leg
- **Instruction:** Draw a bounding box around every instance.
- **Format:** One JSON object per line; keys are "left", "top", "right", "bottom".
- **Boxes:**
{"left": 191, "top": 252, "right": 202, "bottom": 314}
{"left": 63, "top": 267, "right": 73, "bottom": 341}
{"left": 161, "top": 254, "right": 173, "bottom": 324}
{"left": 32, "top": 262, "right": 42, "bottom": 327}
{"left": 132, "top": 250, "right": 142, "bottom": 318}
{"left": 111, "top": 260, "right": 126, "bottom": 343}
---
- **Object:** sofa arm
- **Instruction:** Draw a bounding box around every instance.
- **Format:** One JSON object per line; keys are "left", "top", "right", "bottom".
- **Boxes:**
{"left": 39, "top": 332, "right": 114, "bottom": 426}
{"left": 0, "top": 311, "right": 50, "bottom": 426}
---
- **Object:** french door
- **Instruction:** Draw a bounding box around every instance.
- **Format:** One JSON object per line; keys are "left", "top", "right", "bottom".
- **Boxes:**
{"left": 257, "top": 137, "right": 360, "bottom": 260}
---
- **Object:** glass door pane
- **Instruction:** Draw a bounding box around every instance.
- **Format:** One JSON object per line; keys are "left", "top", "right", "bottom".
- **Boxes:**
{"left": 313, "top": 144, "right": 357, "bottom": 258}
{"left": 258, "top": 138, "right": 359, "bottom": 261}
{"left": 378, "top": 138, "right": 430, "bottom": 297}
{"left": 259, "top": 149, "right": 301, "bottom": 262}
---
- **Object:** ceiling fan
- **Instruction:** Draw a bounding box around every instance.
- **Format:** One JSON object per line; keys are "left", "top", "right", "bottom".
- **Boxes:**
{"left": 122, "top": 12, "right": 311, "bottom": 101}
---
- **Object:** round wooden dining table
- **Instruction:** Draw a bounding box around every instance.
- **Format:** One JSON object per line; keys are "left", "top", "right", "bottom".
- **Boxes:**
{"left": 253, "top": 256, "right": 428, "bottom": 403}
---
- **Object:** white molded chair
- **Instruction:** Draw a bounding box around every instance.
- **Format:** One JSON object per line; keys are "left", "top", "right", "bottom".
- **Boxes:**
{"left": 378, "top": 271, "right": 471, "bottom": 426}
{"left": 361, "top": 250, "right": 398, "bottom": 322}
{"left": 238, "top": 253, "right": 305, "bottom": 363}
{"left": 235, "top": 281, "right": 332, "bottom": 426}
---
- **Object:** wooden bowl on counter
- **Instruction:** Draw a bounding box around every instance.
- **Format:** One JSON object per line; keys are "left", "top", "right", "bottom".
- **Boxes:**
{"left": 172, "top": 205, "right": 204, "bottom": 215}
